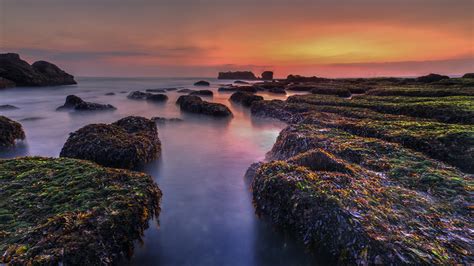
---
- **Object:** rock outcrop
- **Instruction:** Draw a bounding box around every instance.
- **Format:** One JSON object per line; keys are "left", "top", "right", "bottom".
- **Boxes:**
{"left": 218, "top": 71, "right": 257, "bottom": 80}
{"left": 0, "top": 116, "right": 25, "bottom": 147}
{"left": 57, "top": 95, "right": 116, "bottom": 111}
{"left": 0, "top": 53, "right": 76, "bottom": 86}
{"left": 416, "top": 73, "right": 450, "bottom": 83}
{"left": 0, "top": 77, "right": 15, "bottom": 88}
{"left": 462, "top": 73, "right": 474, "bottom": 79}
{"left": 229, "top": 91, "right": 263, "bottom": 107}
{"left": 176, "top": 95, "right": 232, "bottom": 117}
{"left": 261, "top": 71, "right": 274, "bottom": 80}
{"left": 190, "top": 90, "right": 213, "bottom": 96}
{"left": 60, "top": 116, "right": 161, "bottom": 169}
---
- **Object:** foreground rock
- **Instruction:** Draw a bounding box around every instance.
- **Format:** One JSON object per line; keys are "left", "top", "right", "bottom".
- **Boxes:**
{"left": 230, "top": 91, "right": 263, "bottom": 107}
{"left": 176, "top": 95, "right": 232, "bottom": 117}
{"left": 60, "top": 116, "right": 161, "bottom": 169}
{"left": 0, "top": 53, "right": 76, "bottom": 87}
{"left": 57, "top": 95, "right": 116, "bottom": 111}
{"left": 194, "top": 80, "right": 210, "bottom": 86}
{"left": 0, "top": 157, "right": 162, "bottom": 265}
{"left": 0, "top": 116, "right": 25, "bottom": 147}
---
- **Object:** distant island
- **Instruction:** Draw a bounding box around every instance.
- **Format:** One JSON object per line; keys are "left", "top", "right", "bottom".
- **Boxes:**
{"left": 218, "top": 71, "right": 273, "bottom": 80}
{"left": 0, "top": 53, "right": 76, "bottom": 88}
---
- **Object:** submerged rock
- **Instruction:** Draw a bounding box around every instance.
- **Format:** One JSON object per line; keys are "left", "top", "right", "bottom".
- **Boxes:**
{"left": 177, "top": 88, "right": 194, "bottom": 93}
{"left": 194, "top": 80, "right": 210, "bottom": 86}
{"left": 60, "top": 116, "right": 161, "bottom": 169}
{"left": 230, "top": 91, "right": 263, "bottom": 107}
{"left": 0, "top": 116, "right": 25, "bottom": 147}
{"left": 0, "top": 104, "right": 19, "bottom": 110}
{"left": 146, "top": 88, "right": 166, "bottom": 93}
{"left": 57, "top": 95, "right": 116, "bottom": 111}
{"left": 0, "top": 53, "right": 76, "bottom": 86}
{"left": 146, "top": 93, "right": 168, "bottom": 102}
{"left": 127, "top": 91, "right": 151, "bottom": 99}
{"left": 105, "top": 92, "right": 115, "bottom": 96}
{"left": 190, "top": 90, "right": 213, "bottom": 96}
{"left": 234, "top": 80, "right": 249, "bottom": 84}
{"left": 176, "top": 95, "right": 232, "bottom": 117}
{"left": 151, "top": 116, "right": 183, "bottom": 124}
{"left": 0, "top": 157, "right": 162, "bottom": 265}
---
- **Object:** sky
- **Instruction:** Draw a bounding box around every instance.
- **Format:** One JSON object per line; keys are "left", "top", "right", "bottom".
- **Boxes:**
{"left": 1, "top": 0, "right": 473, "bottom": 78}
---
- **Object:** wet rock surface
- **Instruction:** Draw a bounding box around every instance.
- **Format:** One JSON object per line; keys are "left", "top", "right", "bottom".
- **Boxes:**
{"left": 0, "top": 116, "right": 25, "bottom": 147}
{"left": 57, "top": 95, "right": 116, "bottom": 111}
{"left": 60, "top": 116, "right": 161, "bottom": 169}
{"left": 0, "top": 157, "right": 162, "bottom": 265}
{"left": 229, "top": 91, "right": 263, "bottom": 107}
{"left": 176, "top": 95, "right": 232, "bottom": 117}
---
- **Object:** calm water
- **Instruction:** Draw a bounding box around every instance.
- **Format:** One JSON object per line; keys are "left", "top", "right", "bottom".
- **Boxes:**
{"left": 0, "top": 77, "right": 319, "bottom": 266}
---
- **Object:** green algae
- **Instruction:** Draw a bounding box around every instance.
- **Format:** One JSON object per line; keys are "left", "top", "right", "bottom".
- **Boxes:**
{"left": 0, "top": 157, "right": 162, "bottom": 265}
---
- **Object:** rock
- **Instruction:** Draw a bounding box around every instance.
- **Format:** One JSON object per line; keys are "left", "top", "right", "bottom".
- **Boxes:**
{"left": 218, "top": 87, "right": 238, "bottom": 92}
{"left": 60, "top": 116, "right": 161, "bottom": 169}
{"left": 234, "top": 80, "right": 249, "bottom": 84}
{"left": 177, "top": 88, "right": 194, "bottom": 93}
{"left": 57, "top": 95, "right": 116, "bottom": 111}
{"left": 268, "top": 87, "right": 286, "bottom": 94}
{"left": 230, "top": 91, "right": 264, "bottom": 107}
{"left": 0, "top": 157, "right": 161, "bottom": 265}
{"left": 286, "top": 75, "right": 327, "bottom": 83}
{"left": 0, "top": 53, "right": 76, "bottom": 86}
{"left": 194, "top": 80, "right": 210, "bottom": 86}
{"left": 0, "top": 116, "right": 25, "bottom": 147}
{"left": 261, "top": 71, "right": 274, "bottom": 80}
{"left": 105, "top": 92, "right": 115, "bottom": 96}
{"left": 127, "top": 91, "right": 151, "bottom": 99}
{"left": 416, "top": 73, "right": 450, "bottom": 83}
{"left": 0, "top": 104, "right": 19, "bottom": 110}
{"left": 176, "top": 95, "right": 232, "bottom": 117}
{"left": 462, "top": 73, "right": 474, "bottom": 79}
{"left": 219, "top": 86, "right": 258, "bottom": 93}
{"left": 190, "top": 90, "right": 213, "bottom": 96}
{"left": 151, "top": 117, "right": 183, "bottom": 124}
{"left": 146, "top": 88, "right": 166, "bottom": 93}
{"left": 311, "top": 87, "right": 351, "bottom": 97}
{"left": 165, "top": 88, "right": 179, "bottom": 91}
{"left": 0, "top": 77, "right": 15, "bottom": 88}
{"left": 218, "top": 71, "right": 257, "bottom": 80}
{"left": 146, "top": 93, "right": 168, "bottom": 102}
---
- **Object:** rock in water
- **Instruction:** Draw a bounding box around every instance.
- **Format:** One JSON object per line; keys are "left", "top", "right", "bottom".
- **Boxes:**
{"left": 146, "top": 93, "right": 168, "bottom": 102}
{"left": 194, "top": 80, "right": 210, "bottom": 86}
{"left": 0, "top": 157, "right": 162, "bottom": 265}
{"left": 190, "top": 90, "right": 213, "bottom": 96}
{"left": 416, "top": 73, "right": 450, "bottom": 83}
{"left": 218, "top": 71, "right": 257, "bottom": 80}
{"left": 60, "top": 116, "right": 161, "bottom": 169}
{"left": 0, "top": 53, "right": 76, "bottom": 86}
{"left": 176, "top": 95, "right": 232, "bottom": 117}
{"left": 230, "top": 91, "right": 263, "bottom": 107}
{"left": 127, "top": 91, "right": 151, "bottom": 99}
{"left": 0, "top": 77, "right": 15, "bottom": 88}
{"left": 57, "top": 95, "right": 116, "bottom": 111}
{"left": 261, "top": 71, "right": 274, "bottom": 80}
{"left": 0, "top": 116, "right": 25, "bottom": 147}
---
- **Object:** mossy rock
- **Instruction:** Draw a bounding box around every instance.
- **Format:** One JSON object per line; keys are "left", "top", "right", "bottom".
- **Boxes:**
{"left": 0, "top": 157, "right": 162, "bottom": 265}
{"left": 0, "top": 116, "right": 25, "bottom": 147}
{"left": 60, "top": 116, "right": 161, "bottom": 169}
{"left": 229, "top": 91, "right": 263, "bottom": 107}
{"left": 176, "top": 95, "right": 232, "bottom": 117}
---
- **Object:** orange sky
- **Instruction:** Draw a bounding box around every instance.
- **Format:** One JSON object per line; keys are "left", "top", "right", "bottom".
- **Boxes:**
{"left": 1, "top": 0, "right": 473, "bottom": 77}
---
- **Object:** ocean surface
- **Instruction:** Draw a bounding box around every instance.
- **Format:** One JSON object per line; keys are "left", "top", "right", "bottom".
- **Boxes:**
{"left": 0, "top": 77, "right": 321, "bottom": 266}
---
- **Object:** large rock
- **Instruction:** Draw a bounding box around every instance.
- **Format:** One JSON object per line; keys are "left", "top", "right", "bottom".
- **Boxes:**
{"left": 229, "top": 91, "right": 263, "bottom": 107}
{"left": 0, "top": 116, "right": 25, "bottom": 147}
{"left": 146, "top": 93, "right": 168, "bottom": 102}
{"left": 189, "top": 90, "right": 213, "bottom": 96}
{"left": 218, "top": 71, "right": 257, "bottom": 80}
{"left": 416, "top": 73, "right": 450, "bottom": 83}
{"left": 0, "top": 53, "right": 76, "bottom": 86}
{"left": 0, "top": 157, "right": 161, "bottom": 265}
{"left": 462, "top": 73, "right": 474, "bottom": 79}
{"left": 176, "top": 95, "right": 232, "bottom": 117}
{"left": 261, "top": 71, "right": 274, "bottom": 80}
{"left": 60, "top": 116, "right": 161, "bottom": 169}
{"left": 127, "top": 91, "right": 151, "bottom": 99}
{"left": 194, "top": 80, "right": 210, "bottom": 86}
{"left": 57, "top": 95, "right": 116, "bottom": 111}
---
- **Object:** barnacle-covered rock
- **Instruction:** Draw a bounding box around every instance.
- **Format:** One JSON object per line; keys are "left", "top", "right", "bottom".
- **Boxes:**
{"left": 0, "top": 157, "right": 162, "bottom": 265}
{"left": 0, "top": 116, "right": 25, "bottom": 147}
{"left": 60, "top": 116, "right": 160, "bottom": 169}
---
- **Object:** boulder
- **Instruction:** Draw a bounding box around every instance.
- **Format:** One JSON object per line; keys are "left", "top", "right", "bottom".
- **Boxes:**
{"left": 0, "top": 116, "right": 25, "bottom": 147}
{"left": 127, "top": 91, "right": 151, "bottom": 99}
{"left": 416, "top": 73, "right": 450, "bottom": 83}
{"left": 104, "top": 92, "right": 115, "bottom": 96}
{"left": 0, "top": 77, "right": 15, "bottom": 88}
{"left": 60, "top": 116, "right": 161, "bottom": 169}
{"left": 230, "top": 91, "right": 264, "bottom": 107}
{"left": 0, "top": 157, "right": 161, "bottom": 265}
{"left": 261, "top": 71, "right": 274, "bottom": 80}
{"left": 57, "top": 95, "right": 116, "bottom": 111}
{"left": 146, "top": 93, "right": 168, "bottom": 102}
{"left": 194, "top": 80, "right": 210, "bottom": 86}
{"left": 218, "top": 71, "right": 257, "bottom": 80}
{"left": 151, "top": 117, "right": 183, "bottom": 124}
{"left": 176, "top": 95, "right": 232, "bottom": 117}
{"left": 0, "top": 53, "right": 76, "bottom": 86}
{"left": 190, "top": 90, "right": 213, "bottom": 96}
{"left": 462, "top": 73, "right": 474, "bottom": 79}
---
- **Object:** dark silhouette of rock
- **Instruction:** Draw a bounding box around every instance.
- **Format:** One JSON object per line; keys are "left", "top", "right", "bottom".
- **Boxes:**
{"left": 0, "top": 53, "right": 76, "bottom": 86}
{"left": 234, "top": 80, "right": 249, "bottom": 84}
{"left": 0, "top": 77, "right": 15, "bottom": 88}
{"left": 218, "top": 86, "right": 259, "bottom": 93}
{"left": 286, "top": 75, "right": 327, "bottom": 83}
{"left": 416, "top": 73, "right": 450, "bottom": 83}
{"left": 127, "top": 91, "right": 151, "bottom": 99}
{"left": 151, "top": 117, "right": 183, "bottom": 124}
{"left": 0, "top": 104, "right": 19, "bottom": 110}
{"left": 0, "top": 116, "right": 25, "bottom": 147}
{"left": 190, "top": 90, "right": 213, "bottom": 96}
{"left": 146, "top": 88, "right": 166, "bottom": 93}
{"left": 311, "top": 87, "right": 351, "bottom": 97}
{"left": 462, "top": 73, "right": 474, "bottom": 79}
{"left": 176, "top": 95, "right": 232, "bottom": 117}
{"left": 261, "top": 71, "right": 274, "bottom": 80}
{"left": 57, "top": 95, "right": 116, "bottom": 111}
{"left": 218, "top": 71, "right": 257, "bottom": 80}
{"left": 177, "top": 88, "right": 194, "bottom": 93}
{"left": 268, "top": 87, "right": 286, "bottom": 94}
{"left": 230, "top": 91, "right": 264, "bottom": 107}
{"left": 105, "top": 92, "right": 115, "bottom": 96}
{"left": 146, "top": 93, "right": 168, "bottom": 102}
{"left": 194, "top": 80, "right": 210, "bottom": 86}
{"left": 60, "top": 116, "right": 161, "bottom": 169}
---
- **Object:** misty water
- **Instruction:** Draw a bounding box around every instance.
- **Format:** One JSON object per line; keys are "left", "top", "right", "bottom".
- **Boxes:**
{"left": 0, "top": 77, "right": 320, "bottom": 265}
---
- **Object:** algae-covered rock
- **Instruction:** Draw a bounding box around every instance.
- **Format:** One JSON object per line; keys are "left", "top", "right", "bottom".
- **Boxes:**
{"left": 0, "top": 157, "right": 162, "bottom": 265}
{"left": 60, "top": 116, "right": 160, "bottom": 169}
{"left": 229, "top": 91, "right": 263, "bottom": 107}
{"left": 57, "top": 95, "right": 116, "bottom": 111}
{"left": 0, "top": 116, "right": 25, "bottom": 147}
{"left": 176, "top": 95, "right": 232, "bottom": 117}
